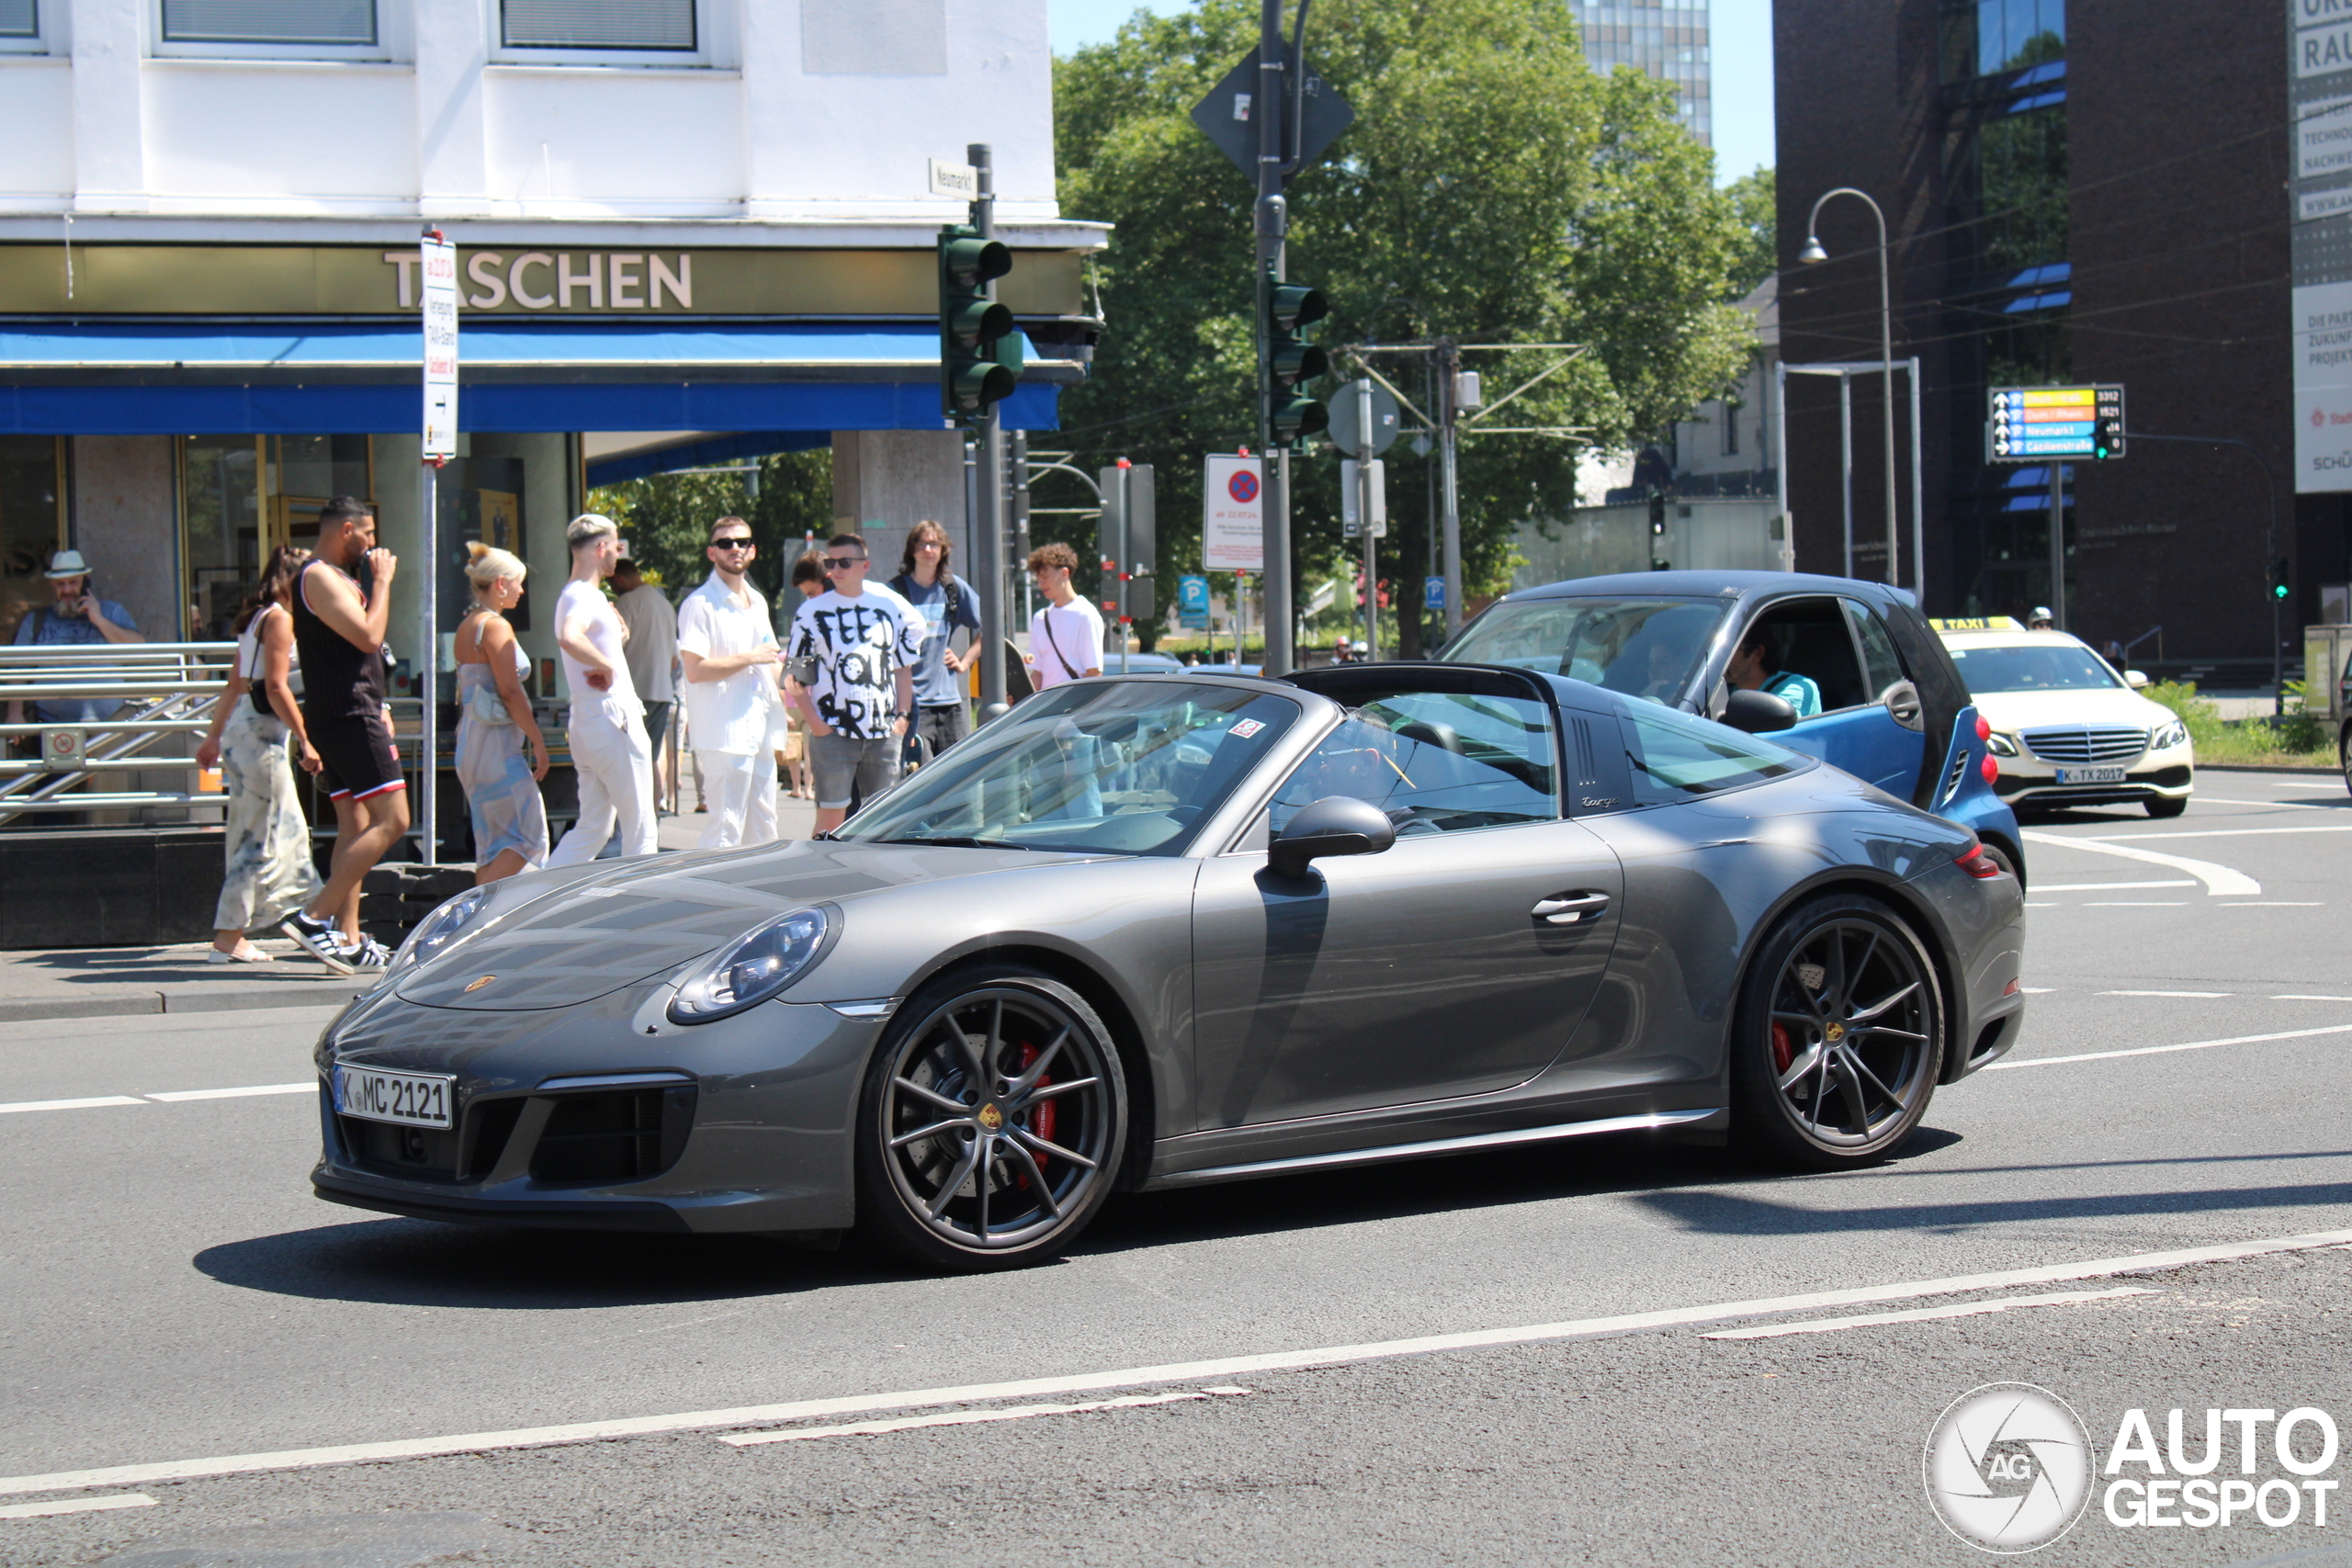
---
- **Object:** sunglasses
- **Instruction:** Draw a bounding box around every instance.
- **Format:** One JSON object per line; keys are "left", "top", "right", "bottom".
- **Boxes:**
{"left": 825, "top": 557, "right": 866, "bottom": 570}
{"left": 712, "top": 538, "right": 754, "bottom": 551}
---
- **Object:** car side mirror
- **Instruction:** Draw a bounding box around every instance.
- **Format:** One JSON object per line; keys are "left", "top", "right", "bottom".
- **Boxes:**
{"left": 1268, "top": 796, "right": 1397, "bottom": 880}
{"left": 1723, "top": 688, "right": 1798, "bottom": 734}
{"left": 2124, "top": 669, "right": 2150, "bottom": 690}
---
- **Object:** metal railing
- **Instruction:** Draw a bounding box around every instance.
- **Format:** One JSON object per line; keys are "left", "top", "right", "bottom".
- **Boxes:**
{"left": 0, "top": 642, "right": 234, "bottom": 827}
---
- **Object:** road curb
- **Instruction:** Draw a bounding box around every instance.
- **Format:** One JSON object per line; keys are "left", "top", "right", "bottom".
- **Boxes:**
{"left": 2199, "top": 762, "right": 2339, "bottom": 776}
{"left": 0, "top": 982, "right": 364, "bottom": 1025}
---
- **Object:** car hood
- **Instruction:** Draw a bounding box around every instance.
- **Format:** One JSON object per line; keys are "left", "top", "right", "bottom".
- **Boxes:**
{"left": 1972, "top": 687, "right": 2173, "bottom": 734}
{"left": 391, "top": 839, "right": 1084, "bottom": 1010}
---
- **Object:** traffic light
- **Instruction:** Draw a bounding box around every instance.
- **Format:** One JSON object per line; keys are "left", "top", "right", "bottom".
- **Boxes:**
{"left": 2093, "top": 416, "right": 2121, "bottom": 460}
{"left": 2272, "top": 556, "right": 2292, "bottom": 603}
{"left": 938, "top": 226, "right": 1021, "bottom": 419}
{"left": 1264, "top": 271, "right": 1330, "bottom": 446}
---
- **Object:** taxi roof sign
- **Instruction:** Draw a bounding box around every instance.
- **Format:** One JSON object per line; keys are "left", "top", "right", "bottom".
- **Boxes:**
{"left": 1930, "top": 615, "right": 2025, "bottom": 631}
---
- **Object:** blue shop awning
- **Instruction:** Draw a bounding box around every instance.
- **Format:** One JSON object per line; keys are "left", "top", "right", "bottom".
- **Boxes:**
{"left": 0, "top": 321, "right": 1069, "bottom": 434}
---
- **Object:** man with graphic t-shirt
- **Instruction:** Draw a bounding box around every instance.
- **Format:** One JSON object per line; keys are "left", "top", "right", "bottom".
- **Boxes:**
{"left": 1024, "top": 542, "right": 1104, "bottom": 690}
{"left": 786, "top": 533, "right": 922, "bottom": 835}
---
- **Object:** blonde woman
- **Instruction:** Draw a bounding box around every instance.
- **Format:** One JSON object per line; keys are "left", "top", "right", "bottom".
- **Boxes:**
{"left": 453, "top": 542, "right": 551, "bottom": 884}
{"left": 195, "top": 546, "right": 322, "bottom": 963}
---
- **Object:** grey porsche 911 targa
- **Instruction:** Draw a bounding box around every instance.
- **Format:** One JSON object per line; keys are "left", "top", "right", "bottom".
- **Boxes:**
{"left": 312, "top": 662, "right": 2027, "bottom": 1270}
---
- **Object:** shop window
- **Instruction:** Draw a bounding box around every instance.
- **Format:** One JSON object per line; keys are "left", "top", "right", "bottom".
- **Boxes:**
{"left": 502, "top": 0, "right": 695, "bottom": 51}
{"left": 160, "top": 0, "right": 376, "bottom": 45}
{"left": 179, "top": 435, "right": 373, "bottom": 641}
{"left": 0, "top": 437, "right": 66, "bottom": 646}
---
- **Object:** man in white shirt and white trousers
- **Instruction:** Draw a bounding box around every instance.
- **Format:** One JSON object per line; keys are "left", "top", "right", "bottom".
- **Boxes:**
{"left": 675, "top": 516, "right": 784, "bottom": 850}
{"left": 546, "top": 513, "right": 658, "bottom": 865}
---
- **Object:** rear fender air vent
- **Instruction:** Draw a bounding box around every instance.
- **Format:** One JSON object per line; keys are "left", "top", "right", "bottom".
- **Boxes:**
{"left": 528, "top": 1085, "right": 697, "bottom": 1185}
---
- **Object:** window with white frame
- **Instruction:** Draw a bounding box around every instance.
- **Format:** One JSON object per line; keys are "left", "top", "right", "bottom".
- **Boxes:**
{"left": 160, "top": 0, "right": 375, "bottom": 45}
{"left": 502, "top": 0, "right": 695, "bottom": 51}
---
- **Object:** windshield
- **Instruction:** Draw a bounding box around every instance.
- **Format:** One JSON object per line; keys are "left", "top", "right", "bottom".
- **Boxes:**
{"left": 1441, "top": 596, "right": 1730, "bottom": 706}
{"left": 837, "top": 681, "right": 1302, "bottom": 856}
{"left": 1948, "top": 643, "right": 2122, "bottom": 693}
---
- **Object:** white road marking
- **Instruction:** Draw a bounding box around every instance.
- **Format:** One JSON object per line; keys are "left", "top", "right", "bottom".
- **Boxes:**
{"left": 1988, "top": 1022, "right": 2352, "bottom": 1071}
{"left": 2266, "top": 779, "right": 2346, "bottom": 790}
{"left": 2215, "top": 901, "right": 2325, "bottom": 907}
{"left": 2020, "top": 829, "right": 2259, "bottom": 896}
{"left": 722, "top": 1389, "right": 1241, "bottom": 1447}
{"left": 0, "top": 1494, "right": 154, "bottom": 1520}
{"left": 2099, "top": 989, "right": 2230, "bottom": 998}
{"left": 2193, "top": 797, "right": 2336, "bottom": 809}
{"left": 144, "top": 1083, "right": 312, "bottom": 1102}
{"left": 2276, "top": 994, "right": 2352, "bottom": 1001}
{"left": 2094, "top": 825, "right": 2352, "bottom": 842}
{"left": 1699, "top": 1286, "right": 2156, "bottom": 1340}
{"left": 0, "top": 1096, "right": 145, "bottom": 1115}
{"left": 2030, "top": 880, "right": 2196, "bottom": 892}
{"left": 2084, "top": 901, "right": 2187, "bottom": 907}
{"left": 6, "top": 1229, "right": 2352, "bottom": 1498}
{"left": 2023, "top": 901, "right": 2060, "bottom": 908}
{"left": 2020, "top": 987, "right": 2056, "bottom": 993}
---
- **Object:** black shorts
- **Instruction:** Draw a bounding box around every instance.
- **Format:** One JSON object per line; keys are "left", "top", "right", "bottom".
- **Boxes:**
{"left": 311, "top": 710, "right": 406, "bottom": 801}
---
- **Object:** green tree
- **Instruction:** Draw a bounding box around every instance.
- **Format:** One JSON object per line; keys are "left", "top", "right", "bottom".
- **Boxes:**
{"left": 1723, "top": 165, "right": 1775, "bottom": 300}
{"left": 585, "top": 447, "right": 834, "bottom": 605}
{"left": 1052, "top": 0, "right": 1753, "bottom": 653}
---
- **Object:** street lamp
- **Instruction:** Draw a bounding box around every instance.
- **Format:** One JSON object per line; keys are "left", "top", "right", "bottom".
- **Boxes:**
{"left": 1801, "top": 187, "right": 1900, "bottom": 591}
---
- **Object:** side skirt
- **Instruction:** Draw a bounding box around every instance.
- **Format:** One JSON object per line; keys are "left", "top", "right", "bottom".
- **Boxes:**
{"left": 1143, "top": 1108, "right": 1726, "bottom": 1190}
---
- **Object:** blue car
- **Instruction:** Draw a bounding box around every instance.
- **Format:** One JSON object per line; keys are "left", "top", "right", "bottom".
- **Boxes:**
{"left": 1438, "top": 570, "right": 2025, "bottom": 881}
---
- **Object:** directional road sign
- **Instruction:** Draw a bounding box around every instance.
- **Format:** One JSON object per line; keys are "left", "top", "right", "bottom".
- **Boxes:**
{"left": 1987, "top": 384, "right": 2124, "bottom": 462}
{"left": 1328, "top": 378, "right": 1402, "bottom": 457}
{"left": 1190, "top": 46, "right": 1354, "bottom": 181}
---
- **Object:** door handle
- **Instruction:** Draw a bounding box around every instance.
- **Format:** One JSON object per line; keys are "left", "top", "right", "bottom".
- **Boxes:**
{"left": 1532, "top": 893, "right": 1611, "bottom": 925}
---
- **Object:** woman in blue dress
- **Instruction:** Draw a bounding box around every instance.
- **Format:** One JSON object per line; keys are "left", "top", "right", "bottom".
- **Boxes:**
{"left": 454, "top": 542, "right": 551, "bottom": 883}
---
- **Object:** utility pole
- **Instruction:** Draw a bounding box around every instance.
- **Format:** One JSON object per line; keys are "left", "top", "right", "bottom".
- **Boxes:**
{"left": 967, "top": 142, "right": 1009, "bottom": 719}
{"left": 1436, "top": 336, "right": 1463, "bottom": 641}
{"left": 1254, "top": 0, "right": 1293, "bottom": 676}
{"left": 2045, "top": 462, "right": 2065, "bottom": 632}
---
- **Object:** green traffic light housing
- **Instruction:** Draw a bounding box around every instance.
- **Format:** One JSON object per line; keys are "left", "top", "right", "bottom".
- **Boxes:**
{"left": 937, "top": 226, "right": 1023, "bottom": 420}
{"left": 1272, "top": 391, "right": 1330, "bottom": 441}
{"left": 2093, "top": 415, "right": 2120, "bottom": 460}
{"left": 1269, "top": 283, "right": 1329, "bottom": 333}
{"left": 1263, "top": 271, "right": 1330, "bottom": 448}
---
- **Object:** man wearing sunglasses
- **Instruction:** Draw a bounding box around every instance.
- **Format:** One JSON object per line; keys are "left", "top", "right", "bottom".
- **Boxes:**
{"left": 786, "top": 532, "right": 922, "bottom": 834}
{"left": 676, "top": 516, "right": 785, "bottom": 849}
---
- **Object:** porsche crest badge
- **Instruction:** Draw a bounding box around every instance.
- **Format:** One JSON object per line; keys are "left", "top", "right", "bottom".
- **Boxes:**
{"left": 464, "top": 975, "right": 498, "bottom": 993}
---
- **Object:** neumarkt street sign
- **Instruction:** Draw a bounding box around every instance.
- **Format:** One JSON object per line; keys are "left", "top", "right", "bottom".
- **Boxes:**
{"left": 1189, "top": 45, "right": 1354, "bottom": 180}
{"left": 1988, "top": 384, "right": 2126, "bottom": 461}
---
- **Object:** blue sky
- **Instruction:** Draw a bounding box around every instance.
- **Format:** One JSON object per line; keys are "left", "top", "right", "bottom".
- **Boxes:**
{"left": 1047, "top": 0, "right": 1774, "bottom": 186}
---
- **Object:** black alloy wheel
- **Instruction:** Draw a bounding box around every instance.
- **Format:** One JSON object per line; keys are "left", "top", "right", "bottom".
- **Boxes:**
{"left": 1731, "top": 893, "right": 1945, "bottom": 1170}
{"left": 854, "top": 964, "right": 1126, "bottom": 1270}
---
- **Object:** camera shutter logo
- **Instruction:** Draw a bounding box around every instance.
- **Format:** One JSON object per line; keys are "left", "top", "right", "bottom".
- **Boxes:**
{"left": 1924, "top": 1382, "right": 2095, "bottom": 1552}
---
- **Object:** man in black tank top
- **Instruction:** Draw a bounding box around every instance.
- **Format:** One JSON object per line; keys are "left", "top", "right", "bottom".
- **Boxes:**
{"left": 278, "top": 497, "right": 406, "bottom": 975}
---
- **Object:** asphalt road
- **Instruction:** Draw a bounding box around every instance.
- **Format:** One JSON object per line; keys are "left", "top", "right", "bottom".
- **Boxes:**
{"left": 4, "top": 767, "right": 2350, "bottom": 1565}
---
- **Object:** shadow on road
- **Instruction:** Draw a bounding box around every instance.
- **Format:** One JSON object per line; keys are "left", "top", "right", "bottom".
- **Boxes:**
{"left": 194, "top": 1125, "right": 1983, "bottom": 1307}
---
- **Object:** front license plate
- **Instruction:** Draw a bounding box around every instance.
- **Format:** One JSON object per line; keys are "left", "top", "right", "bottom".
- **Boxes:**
{"left": 334, "top": 1066, "right": 454, "bottom": 1129}
{"left": 2056, "top": 766, "right": 2126, "bottom": 784}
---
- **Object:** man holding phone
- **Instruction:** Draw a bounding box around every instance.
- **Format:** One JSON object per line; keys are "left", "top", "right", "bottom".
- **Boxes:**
{"left": 6, "top": 549, "right": 143, "bottom": 730}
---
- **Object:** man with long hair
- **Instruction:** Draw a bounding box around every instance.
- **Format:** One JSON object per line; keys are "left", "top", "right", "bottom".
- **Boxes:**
{"left": 887, "top": 520, "right": 981, "bottom": 759}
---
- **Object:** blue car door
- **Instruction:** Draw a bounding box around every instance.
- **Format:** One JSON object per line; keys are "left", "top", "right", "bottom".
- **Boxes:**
{"left": 1743, "top": 594, "right": 1923, "bottom": 796}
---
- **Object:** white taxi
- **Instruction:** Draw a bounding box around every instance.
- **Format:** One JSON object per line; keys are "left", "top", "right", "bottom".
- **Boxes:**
{"left": 1934, "top": 619, "right": 2193, "bottom": 818}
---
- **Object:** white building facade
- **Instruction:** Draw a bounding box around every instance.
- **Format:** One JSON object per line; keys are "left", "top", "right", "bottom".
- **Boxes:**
{"left": 0, "top": 0, "right": 1100, "bottom": 670}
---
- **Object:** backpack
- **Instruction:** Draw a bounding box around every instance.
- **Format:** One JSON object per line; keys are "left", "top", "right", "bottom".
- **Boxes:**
{"left": 890, "top": 573, "right": 964, "bottom": 638}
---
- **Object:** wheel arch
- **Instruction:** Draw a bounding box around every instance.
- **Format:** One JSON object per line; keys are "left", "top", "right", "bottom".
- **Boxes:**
{"left": 1718, "top": 869, "right": 1962, "bottom": 1098}
{"left": 889, "top": 941, "right": 1163, "bottom": 1194}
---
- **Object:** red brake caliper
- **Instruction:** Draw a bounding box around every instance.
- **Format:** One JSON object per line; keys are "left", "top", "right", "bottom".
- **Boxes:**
{"left": 1014, "top": 1043, "right": 1056, "bottom": 1185}
{"left": 1770, "top": 1021, "right": 1795, "bottom": 1075}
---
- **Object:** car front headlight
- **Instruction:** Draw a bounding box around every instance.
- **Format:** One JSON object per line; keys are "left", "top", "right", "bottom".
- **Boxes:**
{"left": 669, "top": 908, "right": 829, "bottom": 1024}
{"left": 2150, "top": 718, "right": 2188, "bottom": 750}
{"left": 389, "top": 885, "right": 497, "bottom": 974}
{"left": 1986, "top": 731, "right": 2019, "bottom": 758}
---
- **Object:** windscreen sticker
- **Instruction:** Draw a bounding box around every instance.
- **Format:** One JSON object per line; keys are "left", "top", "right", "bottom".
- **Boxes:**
{"left": 1230, "top": 718, "right": 1266, "bottom": 739}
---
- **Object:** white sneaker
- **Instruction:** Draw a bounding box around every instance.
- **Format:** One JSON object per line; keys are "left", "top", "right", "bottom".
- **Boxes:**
{"left": 279, "top": 912, "right": 356, "bottom": 976}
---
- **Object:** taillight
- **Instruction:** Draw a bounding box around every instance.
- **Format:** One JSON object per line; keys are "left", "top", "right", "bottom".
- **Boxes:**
{"left": 1975, "top": 716, "right": 1992, "bottom": 741}
{"left": 1980, "top": 752, "right": 1999, "bottom": 784}
{"left": 1956, "top": 842, "right": 2003, "bottom": 879}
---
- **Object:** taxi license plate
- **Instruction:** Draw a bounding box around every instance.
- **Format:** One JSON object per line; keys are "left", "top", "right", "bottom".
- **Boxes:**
{"left": 2056, "top": 765, "right": 2126, "bottom": 784}
{"left": 334, "top": 1066, "right": 453, "bottom": 1130}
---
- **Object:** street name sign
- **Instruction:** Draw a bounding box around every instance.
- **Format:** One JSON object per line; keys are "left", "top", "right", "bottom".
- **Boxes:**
{"left": 421, "top": 234, "right": 458, "bottom": 460}
{"left": 1986, "top": 384, "right": 2123, "bottom": 462}
{"left": 1204, "top": 456, "right": 1264, "bottom": 571}
{"left": 928, "top": 158, "right": 978, "bottom": 200}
